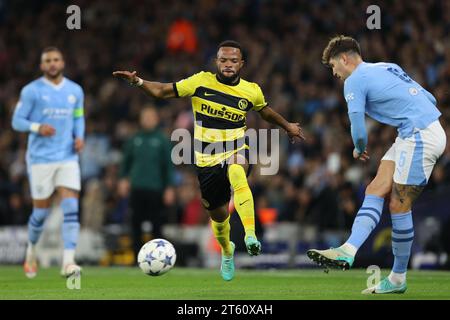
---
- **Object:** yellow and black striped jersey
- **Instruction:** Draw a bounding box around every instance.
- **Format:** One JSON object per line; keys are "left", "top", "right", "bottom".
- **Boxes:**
{"left": 173, "top": 71, "right": 268, "bottom": 167}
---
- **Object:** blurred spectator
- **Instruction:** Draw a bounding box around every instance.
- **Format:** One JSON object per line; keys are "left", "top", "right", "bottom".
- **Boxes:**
{"left": 167, "top": 18, "right": 198, "bottom": 54}
{"left": 177, "top": 168, "right": 207, "bottom": 225}
{"left": 80, "top": 121, "right": 111, "bottom": 182}
{"left": 81, "top": 179, "right": 106, "bottom": 231}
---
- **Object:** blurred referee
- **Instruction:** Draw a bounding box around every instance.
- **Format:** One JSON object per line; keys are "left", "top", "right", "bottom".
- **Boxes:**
{"left": 118, "top": 106, "right": 175, "bottom": 257}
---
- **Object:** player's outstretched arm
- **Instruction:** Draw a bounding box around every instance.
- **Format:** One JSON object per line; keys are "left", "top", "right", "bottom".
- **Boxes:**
{"left": 112, "top": 70, "right": 176, "bottom": 99}
{"left": 258, "top": 106, "right": 305, "bottom": 143}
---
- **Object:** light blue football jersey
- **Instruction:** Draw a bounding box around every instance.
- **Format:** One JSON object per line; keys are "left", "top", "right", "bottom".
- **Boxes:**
{"left": 12, "top": 77, "right": 85, "bottom": 164}
{"left": 344, "top": 62, "right": 441, "bottom": 139}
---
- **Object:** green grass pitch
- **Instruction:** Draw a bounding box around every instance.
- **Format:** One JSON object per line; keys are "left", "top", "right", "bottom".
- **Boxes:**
{"left": 0, "top": 266, "right": 449, "bottom": 300}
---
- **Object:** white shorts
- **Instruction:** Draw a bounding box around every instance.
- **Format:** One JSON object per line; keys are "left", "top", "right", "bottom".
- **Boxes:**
{"left": 382, "top": 120, "right": 446, "bottom": 186}
{"left": 29, "top": 161, "right": 81, "bottom": 200}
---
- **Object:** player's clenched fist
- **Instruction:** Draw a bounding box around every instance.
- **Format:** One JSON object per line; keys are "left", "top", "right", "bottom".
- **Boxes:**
{"left": 353, "top": 149, "right": 370, "bottom": 162}
{"left": 38, "top": 124, "right": 56, "bottom": 136}
{"left": 74, "top": 138, "right": 84, "bottom": 153}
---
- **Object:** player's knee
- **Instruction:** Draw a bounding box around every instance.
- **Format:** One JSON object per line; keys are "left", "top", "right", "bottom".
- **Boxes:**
{"left": 389, "top": 197, "right": 409, "bottom": 213}
{"left": 209, "top": 210, "right": 229, "bottom": 223}
{"left": 33, "top": 198, "right": 52, "bottom": 209}
{"left": 58, "top": 187, "right": 79, "bottom": 199}
{"left": 207, "top": 202, "right": 228, "bottom": 221}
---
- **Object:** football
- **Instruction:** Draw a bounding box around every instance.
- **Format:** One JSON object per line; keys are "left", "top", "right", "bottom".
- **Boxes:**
{"left": 137, "top": 239, "right": 177, "bottom": 276}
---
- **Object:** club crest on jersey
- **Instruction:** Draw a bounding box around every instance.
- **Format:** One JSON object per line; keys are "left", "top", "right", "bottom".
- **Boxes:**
{"left": 238, "top": 99, "right": 248, "bottom": 110}
{"left": 68, "top": 94, "right": 77, "bottom": 104}
{"left": 409, "top": 87, "right": 418, "bottom": 96}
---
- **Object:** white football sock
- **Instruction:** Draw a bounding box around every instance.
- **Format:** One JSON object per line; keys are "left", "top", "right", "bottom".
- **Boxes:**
{"left": 26, "top": 242, "right": 36, "bottom": 263}
{"left": 388, "top": 271, "right": 406, "bottom": 285}
{"left": 63, "top": 249, "right": 76, "bottom": 266}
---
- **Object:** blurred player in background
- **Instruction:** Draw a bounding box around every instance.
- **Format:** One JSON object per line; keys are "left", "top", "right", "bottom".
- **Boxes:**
{"left": 113, "top": 40, "right": 305, "bottom": 281}
{"left": 308, "top": 35, "right": 446, "bottom": 294}
{"left": 12, "top": 47, "right": 85, "bottom": 278}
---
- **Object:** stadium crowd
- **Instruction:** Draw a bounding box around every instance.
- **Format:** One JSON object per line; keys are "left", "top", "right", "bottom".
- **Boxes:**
{"left": 0, "top": 0, "right": 449, "bottom": 253}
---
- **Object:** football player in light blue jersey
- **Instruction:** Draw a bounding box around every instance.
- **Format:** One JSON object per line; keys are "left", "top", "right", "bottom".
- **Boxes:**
{"left": 12, "top": 47, "right": 85, "bottom": 278}
{"left": 307, "top": 36, "right": 446, "bottom": 294}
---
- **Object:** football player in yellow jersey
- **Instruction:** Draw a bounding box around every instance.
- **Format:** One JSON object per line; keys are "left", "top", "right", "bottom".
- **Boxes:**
{"left": 113, "top": 40, "right": 305, "bottom": 281}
